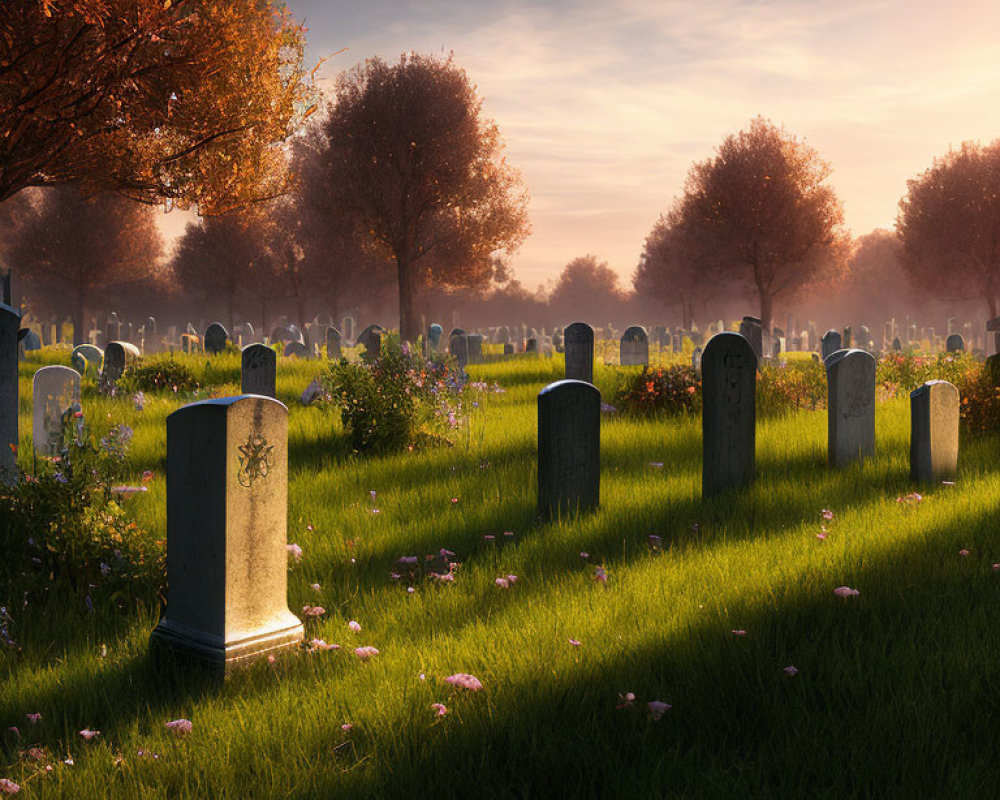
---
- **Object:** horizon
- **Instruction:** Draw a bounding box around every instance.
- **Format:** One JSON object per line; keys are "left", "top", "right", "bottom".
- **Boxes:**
{"left": 155, "top": 0, "right": 1000, "bottom": 291}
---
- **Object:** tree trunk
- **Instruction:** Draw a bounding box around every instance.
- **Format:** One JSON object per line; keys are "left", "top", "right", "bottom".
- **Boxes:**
{"left": 988, "top": 294, "right": 997, "bottom": 320}
{"left": 73, "top": 286, "right": 86, "bottom": 346}
{"left": 397, "top": 256, "right": 418, "bottom": 344}
{"left": 758, "top": 286, "right": 773, "bottom": 335}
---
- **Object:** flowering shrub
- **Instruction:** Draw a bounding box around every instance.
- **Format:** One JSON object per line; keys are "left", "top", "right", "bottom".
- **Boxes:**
{"left": 322, "top": 340, "right": 466, "bottom": 453}
{"left": 876, "top": 352, "right": 972, "bottom": 398}
{"left": 118, "top": 357, "right": 200, "bottom": 394}
{"left": 613, "top": 365, "right": 701, "bottom": 416}
{"left": 0, "top": 408, "right": 164, "bottom": 607}
{"left": 755, "top": 360, "right": 827, "bottom": 416}
{"left": 953, "top": 364, "right": 1000, "bottom": 433}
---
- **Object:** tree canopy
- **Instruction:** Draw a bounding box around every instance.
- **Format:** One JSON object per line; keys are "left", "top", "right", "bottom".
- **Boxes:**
{"left": 548, "top": 254, "right": 624, "bottom": 326}
{"left": 897, "top": 141, "right": 1000, "bottom": 317}
{"left": 681, "top": 116, "right": 847, "bottom": 331}
{"left": 0, "top": 0, "right": 313, "bottom": 212}
{"left": 310, "top": 52, "right": 530, "bottom": 341}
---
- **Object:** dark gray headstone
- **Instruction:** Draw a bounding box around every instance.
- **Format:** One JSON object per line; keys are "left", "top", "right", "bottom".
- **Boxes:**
{"left": 241, "top": 343, "right": 277, "bottom": 398}
{"left": 22, "top": 329, "right": 41, "bottom": 352}
{"left": 427, "top": 323, "right": 443, "bottom": 350}
{"left": 564, "top": 322, "right": 594, "bottom": 384}
{"left": 204, "top": 322, "right": 229, "bottom": 355}
{"left": 32, "top": 365, "right": 81, "bottom": 456}
{"left": 821, "top": 330, "right": 842, "bottom": 361}
{"left": 0, "top": 302, "right": 20, "bottom": 484}
{"left": 892, "top": 337, "right": 902, "bottom": 352}
{"left": 620, "top": 325, "right": 648, "bottom": 366}
{"left": 702, "top": 332, "right": 756, "bottom": 498}
{"left": 503, "top": 343, "right": 514, "bottom": 355}
{"left": 825, "top": 348, "right": 876, "bottom": 467}
{"left": 283, "top": 340, "right": 309, "bottom": 359}
{"left": 357, "top": 325, "right": 384, "bottom": 359}
{"left": 101, "top": 341, "right": 137, "bottom": 385}
{"left": 739, "top": 316, "right": 762, "bottom": 361}
{"left": 325, "top": 326, "right": 342, "bottom": 359}
{"left": 910, "top": 380, "right": 959, "bottom": 484}
{"left": 450, "top": 333, "right": 469, "bottom": 368}
{"left": 151, "top": 395, "right": 303, "bottom": 671}
{"left": 537, "top": 380, "right": 600, "bottom": 519}
{"left": 467, "top": 334, "right": 483, "bottom": 364}
{"left": 946, "top": 333, "right": 965, "bottom": 353}
{"left": 525, "top": 337, "right": 538, "bottom": 353}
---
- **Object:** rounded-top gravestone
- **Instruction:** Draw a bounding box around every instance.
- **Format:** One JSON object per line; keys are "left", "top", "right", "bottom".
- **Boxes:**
{"left": 620, "top": 325, "right": 649, "bottom": 366}
{"left": 427, "top": 324, "right": 443, "bottom": 349}
{"left": 71, "top": 344, "right": 103, "bottom": 376}
{"left": 241, "top": 343, "right": 277, "bottom": 398}
{"left": 946, "top": 333, "right": 965, "bottom": 353}
{"left": 739, "top": 316, "right": 763, "bottom": 361}
{"left": 821, "top": 330, "right": 843, "bottom": 361}
{"left": 32, "top": 365, "right": 80, "bottom": 456}
{"left": 326, "top": 326, "right": 342, "bottom": 359}
{"left": 537, "top": 379, "right": 600, "bottom": 519}
{"left": 357, "top": 324, "right": 384, "bottom": 359}
{"left": 825, "top": 348, "right": 876, "bottom": 467}
{"left": 204, "top": 322, "right": 229, "bottom": 355}
{"left": 564, "top": 322, "right": 595, "bottom": 384}
{"left": 910, "top": 380, "right": 959, "bottom": 483}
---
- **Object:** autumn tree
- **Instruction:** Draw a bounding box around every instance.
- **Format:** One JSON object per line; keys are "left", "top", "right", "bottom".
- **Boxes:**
{"left": 835, "top": 228, "right": 911, "bottom": 322}
{"left": 8, "top": 185, "right": 163, "bottom": 342}
{"left": 310, "top": 53, "right": 530, "bottom": 342}
{"left": 897, "top": 141, "right": 1000, "bottom": 317}
{"left": 0, "top": 0, "right": 313, "bottom": 212}
{"left": 547, "top": 254, "right": 625, "bottom": 325}
{"left": 681, "top": 116, "right": 847, "bottom": 331}
{"left": 634, "top": 206, "right": 728, "bottom": 329}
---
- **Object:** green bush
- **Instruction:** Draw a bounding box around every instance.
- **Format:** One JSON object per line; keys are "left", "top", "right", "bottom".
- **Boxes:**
{"left": 117, "top": 357, "right": 200, "bottom": 394}
{"left": 756, "top": 358, "right": 827, "bottom": 416}
{"left": 613, "top": 365, "right": 701, "bottom": 416}
{"left": 322, "top": 340, "right": 465, "bottom": 453}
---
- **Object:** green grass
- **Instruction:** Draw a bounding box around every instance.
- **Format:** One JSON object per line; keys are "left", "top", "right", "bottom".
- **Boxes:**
{"left": 4, "top": 346, "right": 1000, "bottom": 798}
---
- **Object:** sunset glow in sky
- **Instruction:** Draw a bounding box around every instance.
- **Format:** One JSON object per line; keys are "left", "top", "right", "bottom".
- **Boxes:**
{"left": 163, "top": 0, "right": 1000, "bottom": 289}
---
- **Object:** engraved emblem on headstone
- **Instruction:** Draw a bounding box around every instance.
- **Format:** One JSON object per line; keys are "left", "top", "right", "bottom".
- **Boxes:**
{"left": 237, "top": 433, "right": 273, "bottom": 488}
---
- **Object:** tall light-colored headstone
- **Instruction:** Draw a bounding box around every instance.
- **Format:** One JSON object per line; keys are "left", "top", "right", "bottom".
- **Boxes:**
{"left": 537, "top": 380, "right": 600, "bottom": 519}
{"left": 702, "top": 332, "right": 756, "bottom": 498}
{"left": 620, "top": 325, "right": 648, "bottom": 366}
{"left": 0, "top": 302, "right": 19, "bottom": 485}
{"left": 564, "top": 322, "right": 594, "bottom": 383}
{"left": 825, "top": 348, "right": 876, "bottom": 467}
{"left": 241, "top": 344, "right": 277, "bottom": 398}
{"left": 32, "top": 366, "right": 81, "bottom": 456}
{"left": 151, "top": 395, "right": 303, "bottom": 670}
{"left": 204, "top": 322, "right": 229, "bottom": 355}
{"left": 910, "top": 380, "right": 959, "bottom": 483}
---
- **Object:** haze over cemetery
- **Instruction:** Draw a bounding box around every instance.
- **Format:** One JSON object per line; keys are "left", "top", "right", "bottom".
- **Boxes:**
{"left": 4, "top": 1, "right": 1000, "bottom": 797}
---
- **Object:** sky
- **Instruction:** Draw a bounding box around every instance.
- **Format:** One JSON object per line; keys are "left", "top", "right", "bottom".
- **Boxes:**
{"left": 162, "top": 0, "right": 1000, "bottom": 291}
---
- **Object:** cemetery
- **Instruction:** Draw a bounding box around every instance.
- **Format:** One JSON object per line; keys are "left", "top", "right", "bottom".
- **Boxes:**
{"left": 2, "top": 321, "right": 1000, "bottom": 797}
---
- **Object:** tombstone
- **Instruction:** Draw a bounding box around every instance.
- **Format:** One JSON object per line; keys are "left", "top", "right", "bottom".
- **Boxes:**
{"left": 427, "top": 323, "right": 443, "bottom": 351}
{"left": 821, "top": 330, "right": 842, "bottom": 361}
{"left": 692, "top": 346, "right": 703, "bottom": 372}
{"left": 181, "top": 333, "right": 202, "bottom": 354}
{"left": 32, "top": 366, "right": 81, "bottom": 457}
{"left": 105, "top": 313, "right": 121, "bottom": 344}
{"left": 825, "top": 349, "right": 876, "bottom": 468}
{"left": 552, "top": 329, "right": 564, "bottom": 353}
{"left": 842, "top": 326, "right": 852, "bottom": 349}
{"left": 497, "top": 326, "right": 510, "bottom": 345}
{"left": 0, "top": 302, "right": 20, "bottom": 485}
{"left": 150, "top": 396, "right": 304, "bottom": 670}
{"left": 620, "top": 326, "right": 649, "bottom": 366}
{"left": 204, "top": 322, "right": 229, "bottom": 355}
{"left": 21, "top": 329, "right": 41, "bottom": 354}
{"left": 858, "top": 325, "right": 872, "bottom": 352}
{"left": 241, "top": 344, "right": 277, "bottom": 399}
{"left": 357, "top": 325, "right": 384, "bottom": 359}
{"left": 702, "top": 332, "right": 756, "bottom": 498}
{"left": 503, "top": 343, "right": 514, "bottom": 355}
{"left": 772, "top": 340, "right": 782, "bottom": 358}
{"left": 946, "top": 333, "right": 965, "bottom": 353}
{"left": 448, "top": 327, "right": 466, "bottom": 341}
{"left": 143, "top": 316, "right": 157, "bottom": 352}
{"left": 325, "top": 326, "right": 342, "bottom": 359}
{"left": 738, "top": 316, "right": 763, "bottom": 361}
{"left": 467, "top": 334, "right": 484, "bottom": 364}
{"left": 71, "top": 344, "right": 103, "bottom": 376}
{"left": 537, "top": 380, "right": 600, "bottom": 519}
{"left": 564, "top": 322, "right": 594, "bottom": 384}
{"left": 909, "top": 380, "right": 959, "bottom": 484}
{"left": 525, "top": 337, "right": 538, "bottom": 354}
{"left": 450, "top": 333, "right": 469, "bottom": 368}
{"left": 892, "top": 337, "right": 902, "bottom": 352}
{"left": 652, "top": 326, "right": 668, "bottom": 348}
{"left": 341, "top": 316, "right": 355, "bottom": 343}
{"left": 283, "top": 340, "right": 309, "bottom": 359}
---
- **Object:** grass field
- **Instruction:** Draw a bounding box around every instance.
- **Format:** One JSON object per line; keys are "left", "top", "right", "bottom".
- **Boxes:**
{"left": 3, "top": 346, "right": 1000, "bottom": 798}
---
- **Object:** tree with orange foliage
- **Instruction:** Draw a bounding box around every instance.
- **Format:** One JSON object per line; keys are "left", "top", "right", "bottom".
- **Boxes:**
{"left": 311, "top": 53, "right": 530, "bottom": 342}
{"left": 0, "top": 0, "right": 313, "bottom": 212}
{"left": 681, "top": 117, "right": 847, "bottom": 332}
{"left": 897, "top": 141, "right": 1000, "bottom": 317}
{"left": 8, "top": 186, "right": 163, "bottom": 343}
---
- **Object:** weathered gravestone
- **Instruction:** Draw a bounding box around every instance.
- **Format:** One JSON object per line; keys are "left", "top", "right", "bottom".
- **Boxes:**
{"left": 144, "top": 317, "right": 157, "bottom": 353}
{"left": 204, "top": 323, "right": 229, "bottom": 355}
{"left": 357, "top": 325, "right": 384, "bottom": 360}
{"left": 552, "top": 328, "right": 564, "bottom": 353}
{"left": 564, "top": 322, "right": 594, "bottom": 384}
{"left": 105, "top": 313, "right": 121, "bottom": 344}
{"left": 525, "top": 337, "right": 538, "bottom": 354}
{"left": 241, "top": 344, "right": 277, "bottom": 399}
{"left": 821, "top": 330, "right": 842, "bottom": 361}
{"left": 325, "top": 326, "right": 342, "bottom": 359}
{"left": 825, "top": 348, "right": 876, "bottom": 467}
{"left": 450, "top": 333, "right": 469, "bottom": 368}
{"left": 341, "top": 316, "right": 355, "bottom": 343}
{"left": 71, "top": 344, "right": 103, "bottom": 377}
{"left": 427, "top": 323, "right": 443, "bottom": 351}
{"left": 1, "top": 302, "right": 20, "bottom": 485}
{"left": 537, "top": 380, "right": 600, "bottom": 519}
{"left": 892, "top": 337, "right": 902, "bottom": 352}
{"left": 32, "top": 366, "right": 81, "bottom": 456}
{"left": 102, "top": 341, "right": 140, "bottom": 386}
{"left": 739, "top": 316, "right": 763, "bottom": 361}
{"left": 986, "top": 316, "right": 1000, "bottom": 355}
{"left": 283, "top": 340, "right": 309, "bottom": 359}
{"left": 467, "top": 334, "right": 484, "bottom": 364}
{"left": 842, "top": 326, "right": 852, "bottom": 349}
{"left": 151, "top": 395, "right": 304, "bottom": 670}
{"left": 503, "top": 343, "right": 514, "bottom": 355}
{"left": 692, "top": 346, "right": 703, "bottom": 371}
{"left": 21, "top": 329, "right": 41, "bottom": 353}
{"left": 702, "top": 332, "right": 756, "bottom": 498}
{"left": 946, "top": 333, "right": 965, "bottom": 353}
{"left": 620, "top": 326, "right": 649, "bottom": 366}
{"left": 910, "top": 380, "right": 959, "bottom": 484}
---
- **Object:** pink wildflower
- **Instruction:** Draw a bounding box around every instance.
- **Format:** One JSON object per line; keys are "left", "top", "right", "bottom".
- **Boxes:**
{"left": 341, "top": 723, "right": 353, "bottom": 732}
{"left": 141, "top": 470, "right": 153, "bottom": 483}
{"left": 450, "top": 497, "right": 459, "bottom": 504}
{"left": 310, "top": 583, "right": 321, "bottom": 591}
{"left": 616, "top": 692, "right": 636, "bottom": 709}
{"left": 354, "top": 646, "right": 379, "bottom": 660}
{"left": 783, "top": 666, "right": 799, "bottom": 676}
{"left": 959, "top": 549, "right": 970, "bottom": 556}
{"left": 732, "top": 629, "right": 746, "bottom": 636}
{"left": 568, "top": 638, "right": 581, "bottom": 647}
{"left": 580, "top": 552, "right": 590, "bottom": 559}
{"left": 25, "top": 714, "right": 40, "bottom": 724}
{"left": 78, "top": 729, "right": 100, "bottom": 741}
{"left": 833, "top": 586, "right": 860, "bottom": 598}
{"left": 444, "top": 673, "right": 483, "bottom": 691}
{"left": 267, "top": 654, "right": 276, "bottom": 664}
{"left": 309, "top": 639, "right": 339, "bottom": 651}
{"left": 0, "top": 778, "right": 20, "bottom": 795}
{"left": 348, "top": 620, "right": 362, "bottom": 632}
{"left": 505, "top": 574, "right": 518, "bottom": 583}
{"left": 816, "top": 531, "right": 828, "bottom": 540}
{"left": 647, "top": 701, "right": 672, "bottom": 720}
{"left": 495, "top": 577, "right": 509, "bottom": 589}
{"left": 594, "top": 567, "right": 608, "bottom": 584}
{"left": 301, "top": 605, "right": 326, "bottom": 617}
{"left": 430, "top": 703, "right": 449, "bottom": 717}
{"left": 165, "top": 719, "right": 192, "bottom": 736}
{"left": 821, "top": 509, "right": 834, "bottom": 520}
{"left": 286, "top": 543, "right": 303, "bottom": 562}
